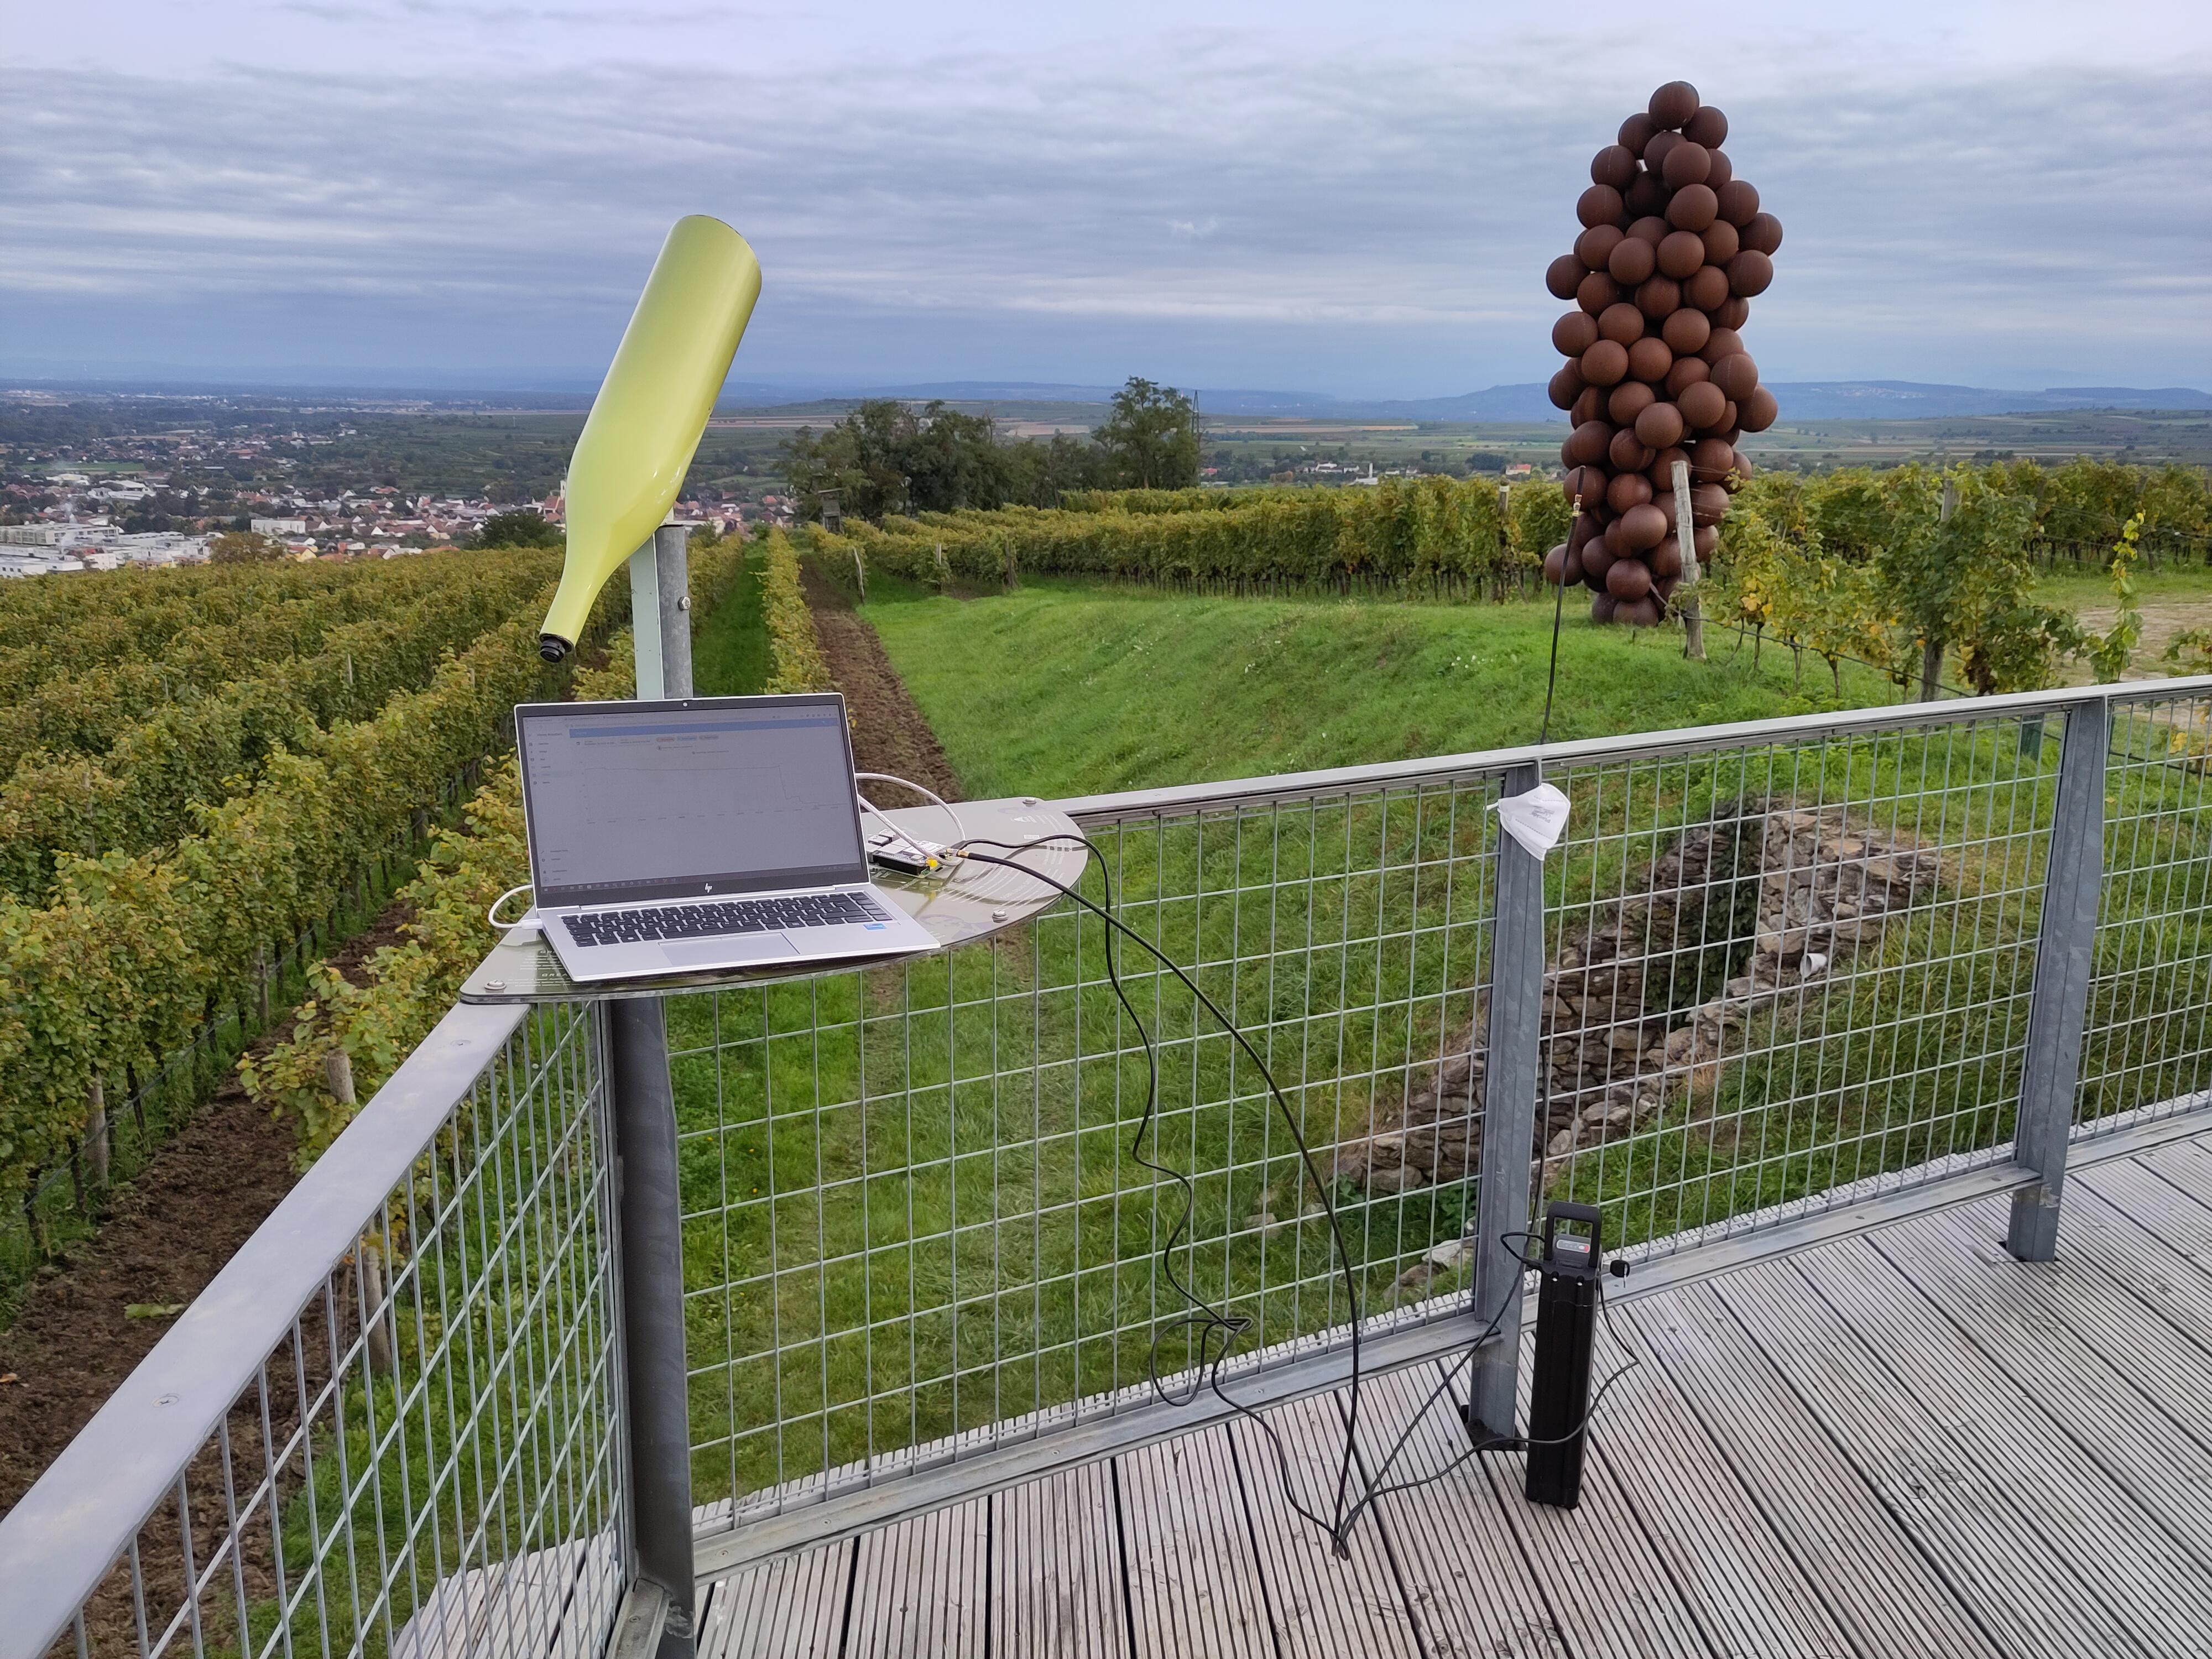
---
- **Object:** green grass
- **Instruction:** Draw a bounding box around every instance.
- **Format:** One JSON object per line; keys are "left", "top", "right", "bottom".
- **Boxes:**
{"left": 690, "top": 552, "right": 770, "bottom": 697}
{"left": 2030, "top": 566, "right": 2212, "bottom": 610}
{"left": 857, "top": 573, "right": 1899, "bottom": 799}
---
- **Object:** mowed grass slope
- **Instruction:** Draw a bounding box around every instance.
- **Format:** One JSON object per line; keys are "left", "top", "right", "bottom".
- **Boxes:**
{"left": 857, "top": 573, "right": 1897, "bottom": 799}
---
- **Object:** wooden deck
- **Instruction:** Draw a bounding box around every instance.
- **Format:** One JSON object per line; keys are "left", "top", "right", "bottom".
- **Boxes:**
{"left": 698, "top": 1126, "right": 2212, "bottom": 1658}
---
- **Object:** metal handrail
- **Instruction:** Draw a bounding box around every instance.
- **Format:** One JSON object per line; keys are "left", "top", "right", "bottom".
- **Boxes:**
{"left": 1057, "top": 672, "right": 2212, "bottom": 824}
{"left": 0, "top": 999, "right": 526, "bottom": 1659}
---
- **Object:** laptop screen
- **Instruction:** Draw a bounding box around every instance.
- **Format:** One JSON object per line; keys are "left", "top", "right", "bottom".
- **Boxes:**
{"left": 515, "top": 693, "right": 867, "bottom": 905}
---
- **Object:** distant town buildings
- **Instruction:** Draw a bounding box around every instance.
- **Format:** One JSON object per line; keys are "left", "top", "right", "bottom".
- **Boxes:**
{"left": 0, "top": 520, "right": 210, "bottom": 575}
{"left": 3, "top": 392, "right": 800, "bottom": 578}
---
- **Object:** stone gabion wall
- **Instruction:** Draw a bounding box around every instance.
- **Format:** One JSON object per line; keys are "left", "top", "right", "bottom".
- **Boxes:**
{"left": 1339, "top": 799, "right": 1946, "bottom": 1199}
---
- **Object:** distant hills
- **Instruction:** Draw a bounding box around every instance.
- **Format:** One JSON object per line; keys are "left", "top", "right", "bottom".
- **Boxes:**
{"left": 729, "top": 379, "right": 2212, "bottom": 424}
{"left": 6, "top": 362, "right": 2209, "bottom": 425}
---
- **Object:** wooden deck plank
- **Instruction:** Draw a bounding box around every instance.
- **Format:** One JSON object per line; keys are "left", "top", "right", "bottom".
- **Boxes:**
{"left": 688, "top": 1125, "right": 2212, "bottom": 1659}
{"left": 2134, "top": 1128, "right": 2212, "bottom": 1207}
{"left": 1798, "top": 1236, "right": 2212, "bottom": 1651}
{"left": 1715, "top": 1257, "right": 2143, "bottom": 1657}
{"left": 1222, "top": 1390, "right": 1423, "bottom": 1658}
{"left": 1582, "top": 1311, "right": 1859, "bottom": 1659}
{"left": 1623, "top": 1285, "right": 2002, "bottom": 1659}
{"left": 1897, "top": 1195, "right": 2212, "bottom": 1443}
{"left": 1337, "top": 1363, "right": 1567, "bottom": 1659}
{"left": 844, "top": 1494, "right": 989, "bottom": 1658}
{"left": 2083, "top": 1139, "right": 2212, "bottom": 1256}
{"left": 697, "top": 1540, "right": 850, "bottom": 1659}
{"left": 1471, "top": 1331, "right": 1713, "bottom": 1659}
{"left": 388, "top": 1536, "right": 620, "bottom": 1659}
{"left": 1876, "top": 1202, "right": 2212, "bottom": 1556}
{"left": 2061, "top": 1158, "right": 2212, "bottom": 1344}
{"left": 1117, "top": 1428, "right": 1275, "bottom": 1659}
{"left": 990, "top": 1459, "right": 1128, "bottom": 1659}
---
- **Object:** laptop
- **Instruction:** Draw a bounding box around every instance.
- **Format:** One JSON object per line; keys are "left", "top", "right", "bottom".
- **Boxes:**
{"left": 514, "top": 691, "right": 941, "bottom": 983}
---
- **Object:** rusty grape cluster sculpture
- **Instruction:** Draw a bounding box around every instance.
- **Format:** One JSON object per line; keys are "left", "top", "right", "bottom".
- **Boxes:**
{"left": 1541, "top": 80, "right": 1782, "bottom": 625}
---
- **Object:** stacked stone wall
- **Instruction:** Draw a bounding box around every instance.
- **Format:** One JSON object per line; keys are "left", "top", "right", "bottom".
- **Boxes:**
{"left": 1335, "top": 799, "right": 1945, "bottom": 1197}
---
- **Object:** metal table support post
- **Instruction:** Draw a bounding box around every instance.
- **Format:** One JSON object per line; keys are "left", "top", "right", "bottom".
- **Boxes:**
{"left": 2007, "top": 693, "right": 2109, "bottom": 1262}
{"left": 608, "top": 524, "right": 698, "bottom": 1657}
{"left": 1468, "top": 762, "right": 1547, "bottom": 1442}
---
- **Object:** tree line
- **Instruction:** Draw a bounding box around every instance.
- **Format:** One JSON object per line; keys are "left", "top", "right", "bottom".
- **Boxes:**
{"left": 779, "top": 377, "right": 1201, "bottom": 523}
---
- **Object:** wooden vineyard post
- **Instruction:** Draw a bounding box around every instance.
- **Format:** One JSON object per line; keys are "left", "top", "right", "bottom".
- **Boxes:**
{"left": 935, "top": 542, "right": 950, "bottom": 591}
{"left": 1923, "top": 477, "right": 1959, "bottom": 702}
{"left": 1497, "top": 483, "right": 1512, "bottom": 602}
{"left": 84, "top": 1077, "right": 108, "bottom": 1192}
{"left": 852, "top": 548, "right": 867, "bottom": 603}
{"left": 1670, "top": 458, "right": 1705, "bottom": 660}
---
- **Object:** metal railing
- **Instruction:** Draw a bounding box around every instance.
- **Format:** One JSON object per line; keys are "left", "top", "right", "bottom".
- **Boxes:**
{"left": 2, "top": 1003, "right": 628, "bottom": 1659}
{"left": 4, "top": 675, "right": 2208, "bottom": 1658}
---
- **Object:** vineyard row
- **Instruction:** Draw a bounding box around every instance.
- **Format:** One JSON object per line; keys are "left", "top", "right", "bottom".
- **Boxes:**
{"left": 0, "top": 540, "right": 737, "bottom": 1235}
{"left": 0, "top": 557, "right": 418, "bottom": 698}
{"left": 0, "top": 555, "right": 557, "bottom": 900}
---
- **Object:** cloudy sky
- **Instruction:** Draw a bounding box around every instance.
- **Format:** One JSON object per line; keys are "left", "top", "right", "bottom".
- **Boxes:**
{"left": 4, "top": 0, "right": 2210, "bottom": 397}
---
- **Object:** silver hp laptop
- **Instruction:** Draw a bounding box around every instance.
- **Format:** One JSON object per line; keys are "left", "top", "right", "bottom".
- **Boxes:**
{"left": 514, "top": 692, "right": 940, "bottom": 983}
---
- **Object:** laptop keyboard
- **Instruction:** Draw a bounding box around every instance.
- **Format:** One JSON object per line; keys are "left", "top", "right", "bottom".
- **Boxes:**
{"left": 564, "top": 890, "right": 890, "bottom": 949}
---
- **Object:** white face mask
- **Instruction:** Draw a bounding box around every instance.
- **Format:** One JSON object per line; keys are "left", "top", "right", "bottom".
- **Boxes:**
{"left": 1491, "top": 782, "right": 1572, "bottom": 861}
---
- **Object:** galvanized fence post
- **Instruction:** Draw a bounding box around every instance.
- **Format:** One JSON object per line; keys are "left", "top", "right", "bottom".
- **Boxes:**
{"left": 611, "top": 524, "right": 698, "bottom": 1657}
{"left": 2007, "top": 693, "right": 2109, "bottom": 1262}
{"left": 1467, "top": 762, "right": 1547, "bottom": 1441}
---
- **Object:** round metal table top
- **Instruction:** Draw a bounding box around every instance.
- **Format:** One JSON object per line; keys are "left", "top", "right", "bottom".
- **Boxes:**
{"left": 458, "top": 795, "right": 1087, "bottom": 1005}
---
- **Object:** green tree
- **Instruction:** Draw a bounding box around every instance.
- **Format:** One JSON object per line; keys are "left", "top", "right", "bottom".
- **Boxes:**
{"left": 1804, "top": 469, "right": 1891, "bottom": 562}
{"left": 1798, "top": 556, "right": 1895, "bottom": 699}
{"left": 1006, "top": 432, "right": 1113, "bottom": 507}
{"left": 1955, "top": 592, "right": 2081, "bottom": 694}
{"left": 1873, "top": 467, "right": 1975, "bottom": 698}
{"left": 1916, "top": 475, "right": 2081, "bottom": 696}
{"left": 782, "top": 400, "right": 913, "bottom": 523}
{"left": 781, "top": 399, "right": 1031, "bottom": 523}
{"left": 898, "top": 401, "right": 1016, "bottom": 514}
{"left": 1505, "top": 478, "right": 1570, "bottom": 570}
{"left": 1710, "top": 510, "right": 1793, "bottom": 666}
{"left": 474, "top": 508, "right": 560, "bottom": 548}
{"left": 1093, "top": 377, "right": 1199, "bottom": 489}
{"left": 207, "top": 530, "right": 286, "bottom": 564}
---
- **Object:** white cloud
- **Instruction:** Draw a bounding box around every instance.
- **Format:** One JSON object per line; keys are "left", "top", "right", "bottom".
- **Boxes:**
{"left": 4, "top": 6, "right": 2210, "bottom": 393}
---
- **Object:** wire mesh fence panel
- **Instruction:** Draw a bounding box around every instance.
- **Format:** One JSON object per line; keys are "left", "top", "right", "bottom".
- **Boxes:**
{"left": 668, "top": 774, "right": 1507, "bottom": 1525}
{"left": 1533, "top": 710, "right": 2063, "bottom": 1258}
{"left": 27, "top": 678, "right": 2212, "bottom": 1619}
{"left": 33, "top": 1001, "right": 627, "bottom": 1659}
{"left": 2077, "top": 687, "right": 2212, "bottom": 1134}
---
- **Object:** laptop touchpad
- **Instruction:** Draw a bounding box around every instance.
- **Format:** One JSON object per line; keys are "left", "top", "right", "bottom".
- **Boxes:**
{"left": 661, "top": 935, "right": 798, "bottom": 969}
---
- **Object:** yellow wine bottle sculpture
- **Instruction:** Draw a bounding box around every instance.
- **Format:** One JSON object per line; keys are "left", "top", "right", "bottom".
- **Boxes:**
{"left": 539, "top": 215, "right": 763, "bottom": 661}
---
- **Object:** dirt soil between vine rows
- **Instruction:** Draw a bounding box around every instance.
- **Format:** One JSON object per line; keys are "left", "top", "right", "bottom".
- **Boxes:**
{"left": 0, "top": 901, "right": 413, "bottom": 1536}
{"left": 799, "top": 559, "right": 966, "bottom": 802}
